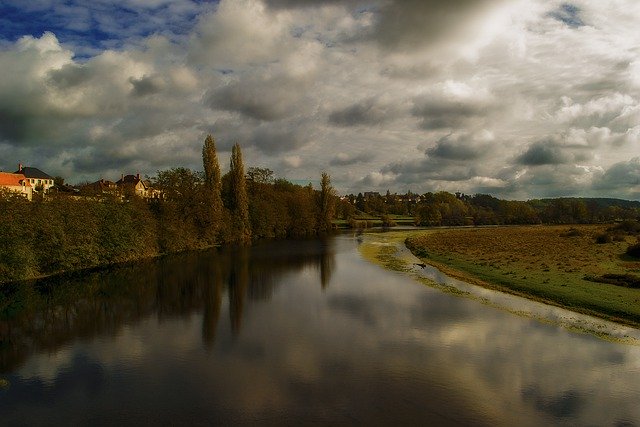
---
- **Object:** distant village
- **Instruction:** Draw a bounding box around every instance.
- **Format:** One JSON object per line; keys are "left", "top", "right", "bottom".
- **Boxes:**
{"left": 0, "top": 163, "right": 160, "bottom": 201}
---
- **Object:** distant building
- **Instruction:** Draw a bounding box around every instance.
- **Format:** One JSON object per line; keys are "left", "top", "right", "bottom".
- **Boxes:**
{"left": 364, "top": 191, "right": 381, "bottom": 199}
{"left": 83, "top": 179, "right": 118, "bottom": 196}
{"left": 116, "top": 173, "right": 160, "bottom": 199}
{"left": 116, "top": 173, "right": 147, "bottom": 198}
{"left": 0, "top": 172, "right": 33, "bottom": 200}
{"left": 14, "top": 164, "right": 55, "bottom": 193}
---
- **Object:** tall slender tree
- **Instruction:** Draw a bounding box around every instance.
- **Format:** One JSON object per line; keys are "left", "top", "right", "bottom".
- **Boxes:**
{"left": 318, "top": 172, "right": 336, "bottom": 233}
{"left": 229, "top": 143, "right": 251, "bottom": 243}
{"left": 202, "top": 135, "right": 224, "bottom": 242}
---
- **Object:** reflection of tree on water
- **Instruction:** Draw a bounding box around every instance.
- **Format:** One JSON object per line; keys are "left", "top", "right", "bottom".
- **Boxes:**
{"left": 201, "top": 257, "right": 223, "bottom": 350}
{"left": 0, "top": 238, "right": 336, "bottom": 373}
{"left": 228, "top": 246, "right": 249, "bottom": 337}
{"left": 319, "top": 237, "right": 335, "bottom": 290}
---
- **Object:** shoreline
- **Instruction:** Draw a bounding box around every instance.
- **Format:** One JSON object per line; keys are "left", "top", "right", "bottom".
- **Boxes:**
{"left": 358, "top": 229, "right": 640, "bottom": 334}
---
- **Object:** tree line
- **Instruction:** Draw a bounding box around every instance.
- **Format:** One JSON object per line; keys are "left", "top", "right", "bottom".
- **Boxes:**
{"left": 0, "top": 135, "right": 336, "bottom": 283}
{"left": 339, "top": 191, "right": 640, "bottom": 226}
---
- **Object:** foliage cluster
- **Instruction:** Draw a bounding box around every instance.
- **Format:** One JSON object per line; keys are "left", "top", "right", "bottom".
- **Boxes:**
{"left": 596, "top": 220, "right": 640, "bottom": 244}
{"left": 0, "top": 190, "right": 157, "bottom": 283}
{"left": 0, "top": 136, "right": 337, "bottom": 283}
{"left": 340, "top": 191, "right": 640, "bottom": 227}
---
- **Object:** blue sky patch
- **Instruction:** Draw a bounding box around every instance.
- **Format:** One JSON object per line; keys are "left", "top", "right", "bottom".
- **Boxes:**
{"left": 0, "top": 0, "right": 217, "bottom": 58}
{"left": 549, "top": 3, "right": 585, "bottom": 28}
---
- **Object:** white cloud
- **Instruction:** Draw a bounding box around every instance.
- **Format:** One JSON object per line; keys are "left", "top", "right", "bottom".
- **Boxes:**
{"left": 0, "top": 0, "right": 639, "bottom": 199}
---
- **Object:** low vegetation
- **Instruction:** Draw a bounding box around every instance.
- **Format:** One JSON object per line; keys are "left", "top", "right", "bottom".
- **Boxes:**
{"left": 405, "top": 224, "right": 640, "bottom": 327}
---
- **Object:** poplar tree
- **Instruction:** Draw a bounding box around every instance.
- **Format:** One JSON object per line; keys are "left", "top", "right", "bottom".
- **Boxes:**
{"left": 229, "top": 143, "right": 251, "bottom": 243}
{"left": 202, "top": 134, "right": 224, "bottom": 242}
{"left": 318, "top": 172, "right": 336, "bottom": 233}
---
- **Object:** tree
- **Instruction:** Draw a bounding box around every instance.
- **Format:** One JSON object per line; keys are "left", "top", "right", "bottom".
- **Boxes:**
{"left": 246, "top": 167, "right": 274, "bottom": 184}
{"left": 229, "top": 143, "right": 251, "bottom": 243}
{"left": 152, "top": 167, "right": 206, "bottom": 251}
{"left": 317, "top": 172, "right": 335, "bottom": 233}
{"left": 202, "top": 134, "right": 224, "bottom": 242}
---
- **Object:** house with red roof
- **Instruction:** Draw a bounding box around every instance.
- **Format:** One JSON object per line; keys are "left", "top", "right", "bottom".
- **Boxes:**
{"left": 0, "top": 172, "right": 33, "bottom": 200}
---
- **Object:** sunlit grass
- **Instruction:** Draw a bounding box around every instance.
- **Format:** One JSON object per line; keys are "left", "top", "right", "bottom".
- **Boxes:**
{"left": 405, "top": 225, "right": 640, "bottom": 327}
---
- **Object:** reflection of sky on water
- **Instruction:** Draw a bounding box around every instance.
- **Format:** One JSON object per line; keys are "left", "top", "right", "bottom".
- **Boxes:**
{"left": 2, "top": 235, "right": 640, "bottom": 425}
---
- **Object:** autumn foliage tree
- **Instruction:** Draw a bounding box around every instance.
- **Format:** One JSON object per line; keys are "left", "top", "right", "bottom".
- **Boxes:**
{"left": 202, "top": 134, "right": 224, "bottom": 243}
{"left": 317, "top": 172, "right": 336, "bottom": 233}
{"left": 228, "top": 143, "right": 251, "bottom": 243}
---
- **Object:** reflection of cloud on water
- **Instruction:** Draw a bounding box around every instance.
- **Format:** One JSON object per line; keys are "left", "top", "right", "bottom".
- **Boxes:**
{"left": 15, "top": 347, "right": 75, "bottom": 386}
{"left": 522, "top": 386, "right": 585, "bottom": 420}
{"left": 3, "top": 235, "right": 640, "bottom": 425}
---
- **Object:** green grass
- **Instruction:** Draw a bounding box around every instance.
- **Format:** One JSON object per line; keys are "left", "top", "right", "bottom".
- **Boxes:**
{"left": 405, "top": 225, "right": 640, "bottom": 328}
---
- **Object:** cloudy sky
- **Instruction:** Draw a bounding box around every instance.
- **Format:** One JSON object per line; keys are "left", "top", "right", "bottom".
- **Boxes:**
{"left": 0, "top": 0, "right": 639, "bottom": 199}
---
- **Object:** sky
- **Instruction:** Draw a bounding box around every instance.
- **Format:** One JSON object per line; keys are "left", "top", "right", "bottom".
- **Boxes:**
{"left": 0, "top": 0, "right": 639, "bottom": 199}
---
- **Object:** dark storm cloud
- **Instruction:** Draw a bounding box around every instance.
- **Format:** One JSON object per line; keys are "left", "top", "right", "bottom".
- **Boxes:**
{"left": 263, "top": 0, "right": 364, "bottom": 9}
{"left": 48, "top": 64, "right": 93, "bottom": 89}
{"left": 0, "top": 109, "right": 30, "bottom": 142}
{"left": 373, "top": 0, "right": 507, "bottom": 50}
{"left": 328, "top": 98, "right": 395, "bottom": 127}
{"left": 548, "top": 3, "right": 585, "bottom": 28}
{"left": 0, "top": 109, "right": 78, "bottom": 148}
{"left": 250, "top": 126, "right": 309, "bottom": 155}
{"left": 426, "top": 133, "right": 490, "bottom": 160}
{"left": 593, "top": 158, "right": 640, "bottom": 190}
{"left": 205, "top": 75, "right": 311, "bottom": 122}
{"left": 329, "top": 152, "right": 374, "bottom": 166}
{"left": 129, "top": 75, "right": 165, "bottom": 97}
{"left": 412, "top": 98, "right": 489, "bottom": 130}
{"left": 381, "top": 157, "right": 479, "bottom": 183}
{"left": 517, "top": 140, "right": 571, "bottom": 166}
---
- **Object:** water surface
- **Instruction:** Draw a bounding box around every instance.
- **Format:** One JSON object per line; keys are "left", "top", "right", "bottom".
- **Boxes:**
{"left": 1, "top": 234, "right": 639, "bottom": 425}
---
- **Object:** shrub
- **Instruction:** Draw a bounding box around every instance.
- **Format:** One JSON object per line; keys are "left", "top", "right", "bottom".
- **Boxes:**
{"left": 595, "top": 233, "right": 612, "bottom": 244}
{"left": 627, "top": 242, "right": 640, "bottom": 258}
{"left": 609, "top": 220, "right": 640, "bottom": 235}
{"left": 585, "top": 273, "right": 640, "bottom": 288}
{"left": 561, "top": 228, "right": 582, "bottom": 237}
{"left": 612, "top": 233, "right": 626, "bottom": 242}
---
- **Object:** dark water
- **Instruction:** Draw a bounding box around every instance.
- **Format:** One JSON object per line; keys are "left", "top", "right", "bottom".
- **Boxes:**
{"left": 1, "top": 234, "right": 639, "bottom": 426}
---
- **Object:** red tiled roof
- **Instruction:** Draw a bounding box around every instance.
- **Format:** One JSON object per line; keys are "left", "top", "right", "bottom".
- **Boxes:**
{"left": 0, "top": 172, "right": 31, "bottom": 187}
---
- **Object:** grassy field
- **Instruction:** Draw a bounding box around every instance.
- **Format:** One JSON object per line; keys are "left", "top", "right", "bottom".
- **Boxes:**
{"left": 405, "top": 224, "right": 640, "bottom": 327}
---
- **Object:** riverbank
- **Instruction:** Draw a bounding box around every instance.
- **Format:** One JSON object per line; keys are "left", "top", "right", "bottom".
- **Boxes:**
{"left": 394, "top": 225, "right": 640, "bottom": 328}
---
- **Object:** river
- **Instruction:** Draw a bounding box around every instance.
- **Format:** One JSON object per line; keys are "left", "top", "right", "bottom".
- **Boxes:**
{"left": 1, "top": 233, "right": 639, "bottom": 425}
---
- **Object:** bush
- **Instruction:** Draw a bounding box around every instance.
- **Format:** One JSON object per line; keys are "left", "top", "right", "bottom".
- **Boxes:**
{"left": 612, "top": 233, "right": 626, "bottom": 242}
{"left": 561, "top": 228, "right": 582, "bottom": 237}
{"left": 595, "top": 233, "right": 612, "bottom": 244}
{"left": 609, "top": 220, "right": 640, "bottom": 235}
{"left": 627, "top": 242, "right": 640, "bottom": 258}
{"left": 586, "top": 273, "right": 640, "bottom": 288}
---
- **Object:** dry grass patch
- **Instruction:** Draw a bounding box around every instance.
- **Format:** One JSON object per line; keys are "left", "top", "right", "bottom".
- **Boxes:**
{"left": 406, "top": 225, "right": 640, "bottom": 327}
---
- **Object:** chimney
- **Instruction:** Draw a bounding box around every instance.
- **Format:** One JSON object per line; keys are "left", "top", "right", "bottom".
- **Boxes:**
{"left": 18, "top": 163, "right": 22, "bottom": 172}
{"left": 121, "top": 173, "right": 124, "bottom": 181}
{"left": 136, "top": 172, "right": 140, "bottom": 180}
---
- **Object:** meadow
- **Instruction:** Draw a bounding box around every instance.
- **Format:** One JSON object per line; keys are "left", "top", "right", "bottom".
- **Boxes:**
{"left": 405, "top": 224, "right": 640, "bottom": 327}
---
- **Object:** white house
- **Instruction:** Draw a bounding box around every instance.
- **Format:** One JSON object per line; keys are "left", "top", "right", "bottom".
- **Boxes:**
{"left": 14, "top": 164, "right": 55, "bottom": 193}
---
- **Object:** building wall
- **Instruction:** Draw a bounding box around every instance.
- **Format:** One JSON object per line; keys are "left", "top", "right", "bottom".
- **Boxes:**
{"left": 0, "top": 184, "right": 33, "bottom": 201}
{"left": 25, "top": 177, "right": 55, "bottom": 192}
